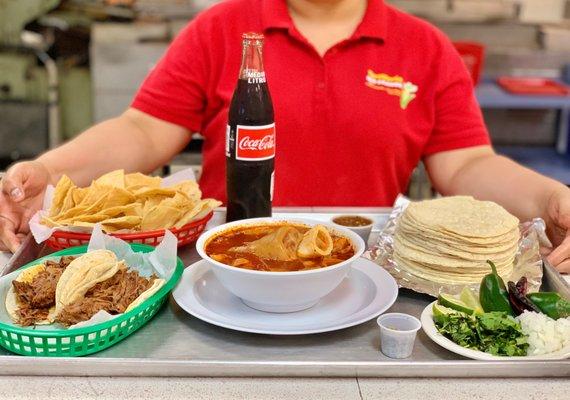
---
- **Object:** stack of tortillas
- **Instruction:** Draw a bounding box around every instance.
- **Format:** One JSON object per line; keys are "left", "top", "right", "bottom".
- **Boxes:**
{"left": 394, "top": 196, "right": 520, "bottom": 284}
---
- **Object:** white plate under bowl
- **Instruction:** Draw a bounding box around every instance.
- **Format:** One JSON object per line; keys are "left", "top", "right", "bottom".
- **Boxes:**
{"left": 421, "top": 301, "right": 570, "bottom": 360}
{"left": 173, "top": 258, "right": 398, "bottom": 335}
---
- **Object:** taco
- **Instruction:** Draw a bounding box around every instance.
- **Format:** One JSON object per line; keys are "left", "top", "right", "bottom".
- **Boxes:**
{"left": 6, "top": 250, "right": 165, "bottom": 327}
{"left": 6, "top": 256, "right": 76, "bottom": 326}
{"left": 56, "top": 262, "right": 164, "bottom": 326}
{"left": 54, "top": 249, "right": 121, "bottom": 318}
{"left": 53, "top": 249, "right": 165, "bottom": 326}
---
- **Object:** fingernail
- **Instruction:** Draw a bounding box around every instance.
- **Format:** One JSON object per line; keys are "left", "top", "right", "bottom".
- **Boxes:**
{"left": 9, "top": 187, "right": 23, "bottom": 199}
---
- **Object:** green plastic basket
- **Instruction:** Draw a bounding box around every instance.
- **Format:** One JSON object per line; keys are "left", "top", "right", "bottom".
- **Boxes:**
{"left": 0, "top": 244, "right": 184, "bottom": 357}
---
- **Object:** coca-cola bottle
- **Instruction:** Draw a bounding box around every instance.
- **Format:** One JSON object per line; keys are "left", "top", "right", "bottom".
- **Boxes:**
{"left": 226, "top": 32, "right": 275, "bottom": 222}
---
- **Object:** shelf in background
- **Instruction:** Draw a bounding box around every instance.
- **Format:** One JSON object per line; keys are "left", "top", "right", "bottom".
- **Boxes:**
{"left": 496, "top": 146, "right": 570, "bottom": 184}
{"left": 476, "top": 81, "right": 570, "bottom": 109}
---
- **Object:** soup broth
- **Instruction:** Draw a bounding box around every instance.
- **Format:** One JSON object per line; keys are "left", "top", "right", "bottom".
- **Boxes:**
{"left": 205, "top": 223, "right": 355, "bottom": 272}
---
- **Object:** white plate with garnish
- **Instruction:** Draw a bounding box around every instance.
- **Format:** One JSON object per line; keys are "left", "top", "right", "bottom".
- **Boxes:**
{"left": 421, "top": 301, "right": 570, "bottom": 360}
{"left": 173, "top": 258, "right": 398, "bottom": 335}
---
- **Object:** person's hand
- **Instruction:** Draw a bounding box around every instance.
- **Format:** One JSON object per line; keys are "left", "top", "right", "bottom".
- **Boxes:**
{"left": 544, "top": 186, "right": 570, "bottom": 273}
{"left": 0, "top": 161, "right": 52, "bottom": 252}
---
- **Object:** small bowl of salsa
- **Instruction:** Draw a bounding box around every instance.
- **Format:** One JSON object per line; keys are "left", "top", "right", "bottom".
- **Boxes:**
{"left": 331, "top": 215, "right": 373, "bottom": 243}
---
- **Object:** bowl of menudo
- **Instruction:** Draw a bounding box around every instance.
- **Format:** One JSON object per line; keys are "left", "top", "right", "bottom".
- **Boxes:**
{"left": 196, "top": 218, "right": 365, "bottom": 313}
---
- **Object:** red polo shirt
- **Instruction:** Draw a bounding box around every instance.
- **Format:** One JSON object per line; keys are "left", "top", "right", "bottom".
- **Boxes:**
{"left": 132, "top": 0, "right": 490, "bottom": 206}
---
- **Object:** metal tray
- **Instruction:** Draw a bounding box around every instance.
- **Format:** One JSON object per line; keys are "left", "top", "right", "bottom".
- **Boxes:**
{"left": 0, "top": 208, "right": 568, "bottom": 378}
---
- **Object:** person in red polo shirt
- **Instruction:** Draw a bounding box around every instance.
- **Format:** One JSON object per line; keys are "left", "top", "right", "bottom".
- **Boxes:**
{"left": 1, "top": 0, "right": 570, "bottom": 271}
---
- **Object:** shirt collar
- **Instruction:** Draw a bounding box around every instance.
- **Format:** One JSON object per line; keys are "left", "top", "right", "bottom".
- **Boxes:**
{"left": 262, "top": 0, "right": 387, "bottom": 41}
{"left": 262, "top": 0, "right": 294, "bottom": 31}
{"left": 353, "top": 0, "right": 387, "bottom": 41}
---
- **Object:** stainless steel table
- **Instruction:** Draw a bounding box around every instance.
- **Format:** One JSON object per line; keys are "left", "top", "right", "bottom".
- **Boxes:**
{"left": 0, "top": 208, "right": 568, "bottom": 378}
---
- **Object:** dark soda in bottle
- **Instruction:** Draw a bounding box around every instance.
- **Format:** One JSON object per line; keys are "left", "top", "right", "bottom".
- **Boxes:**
{"left": 226, "top": 32, "right": 275, "bottom": 222}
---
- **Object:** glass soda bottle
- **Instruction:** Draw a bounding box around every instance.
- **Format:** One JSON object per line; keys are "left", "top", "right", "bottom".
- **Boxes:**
{"left": 226, "top": 32, "right": 275, "bottom": 222}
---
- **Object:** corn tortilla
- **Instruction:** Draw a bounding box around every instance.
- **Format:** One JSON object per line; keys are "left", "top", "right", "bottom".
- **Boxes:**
{"left": 393, "top": 196, "right": 520, "bottom": 286}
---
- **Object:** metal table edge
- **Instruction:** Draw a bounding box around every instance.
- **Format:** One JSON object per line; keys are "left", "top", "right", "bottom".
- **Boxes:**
{"left": 0, "top": 357, "right": 568, "bottom": 378}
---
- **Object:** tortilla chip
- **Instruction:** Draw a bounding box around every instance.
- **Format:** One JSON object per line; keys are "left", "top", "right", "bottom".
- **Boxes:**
{"left": 43, "top": 170, "right": 219, "bottom": 233}
{"left": 101, "top": 187, "right": 136, "bottom": 209}
{"left": 81, "top": 193, "right": 110, "bottom": 215}
{"left": 76, "top": 183, "right": 107, "bottom": 207}
{"left": 63, "top": 214, "right": 112, "bottom": 224}
{"left": 130, "top": 203, "right": 144, "bottom": 217}
{"left": 70, "top": 221, "right": 96, "bottom": 229}
{"left": 141, "top": 205, "right": 184, "bottom": 231}
{"left": 94, "top": 170, "right": 125, "bottom": 188}
{"left": 174, "top": 199, "right": 221, "bottom": 228}
{"left": 171, "top": 181, "right": 201, "bottom": 202}
{"left": 125, "top": 173, "right": 161, "bottom": 191}
{"left": 41, "top": 216, "right": 63, "bottom": 228}
{"left": 134, "top": 187, "right": 177, "bottom": 200}
{"left": 49, "top": 175, "right": 74, "bottom": 217}
{"left": 98, "top": 204, "right": 140, "bottom": 218}
{"left": 48, "top": 205, "right": 89, "bottom": 222}
{"left": 101, "top": 215, "right": 142, "bottom": 232}
{"left": 159, "top": 192, "right": 192, "bottom": 210}
{"left": 59, "top": 187, "right": 77, "bottom": 214}
{"left": 72, "top": 187, "right": 88, "bottom": 205}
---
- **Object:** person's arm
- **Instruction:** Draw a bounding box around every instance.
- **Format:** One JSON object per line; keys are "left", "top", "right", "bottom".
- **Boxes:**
{"left": 425, "top": 145, "right": 570, "bottom": 272}
{"left": 0, "top": 109, "right": 191, "bottom": 253}
{"left": 38, "top": 108, "right": 192, "bottom": 185}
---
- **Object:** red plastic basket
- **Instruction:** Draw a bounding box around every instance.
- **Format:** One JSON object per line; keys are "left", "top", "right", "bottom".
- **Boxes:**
{"left": 46, "top": 211, "right": 213, "bottom": 250}
{"left": 453, "top": 41, "right": 485, "bottom": 86}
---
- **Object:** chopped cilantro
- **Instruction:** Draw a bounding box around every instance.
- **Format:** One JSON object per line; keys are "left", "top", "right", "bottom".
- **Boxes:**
{"left": 434, "top": 311, "right": 528, "bottom": 357}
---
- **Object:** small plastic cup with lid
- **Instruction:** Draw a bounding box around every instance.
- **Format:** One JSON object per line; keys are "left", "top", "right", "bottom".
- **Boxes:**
{"left": 376, "top": 313, "right": 421, "bottom": 359}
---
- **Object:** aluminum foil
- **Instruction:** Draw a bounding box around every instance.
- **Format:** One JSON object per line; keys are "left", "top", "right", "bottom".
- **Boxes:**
{"left": 365, "top": 196, "right": 545, "bottom": 297}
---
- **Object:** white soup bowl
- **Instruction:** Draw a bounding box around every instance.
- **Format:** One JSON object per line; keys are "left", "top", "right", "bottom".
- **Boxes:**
{"left": 196, "top": 217, "right": 365, "bottom": 313}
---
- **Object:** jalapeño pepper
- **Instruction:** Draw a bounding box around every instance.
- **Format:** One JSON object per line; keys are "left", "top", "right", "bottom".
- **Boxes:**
{"left": 479, "top": 261, "right": 514, "bottom": 316}
{"left": 526, "top": 292, "right": 570, "bottom": 320}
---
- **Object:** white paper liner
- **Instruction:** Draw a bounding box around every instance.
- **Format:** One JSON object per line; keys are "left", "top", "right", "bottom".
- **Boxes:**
{"left": 365, "top": 195, "right": 545, "bottom": 297}
{"left": 0, "top": 225, "right": 177, "bottom": 330}
{"left": 30, "top": 168, "right": 197, "bottom": 243}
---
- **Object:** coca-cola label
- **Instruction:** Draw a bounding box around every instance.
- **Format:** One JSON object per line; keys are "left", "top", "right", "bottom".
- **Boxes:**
{"left": 236, "top": 123, "right": 276, "bottom": 161}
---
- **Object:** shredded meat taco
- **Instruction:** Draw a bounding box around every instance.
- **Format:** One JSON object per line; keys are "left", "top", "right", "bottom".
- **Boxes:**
{"left": 7, "top": 256, "right": 75, "bottom": 326}
{"left": 57, "top": 268, "right": 156, "bottom": 326}
{"left": 5, "top": 250, "right": 165, "bottom": 327}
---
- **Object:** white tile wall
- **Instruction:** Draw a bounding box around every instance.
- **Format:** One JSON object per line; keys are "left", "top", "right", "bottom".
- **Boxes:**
{"left": 388, "top": 0, "right": 517, "bottom": 22}
{"left": 519, "top": 0, "right": 568, "bottom": 24}
{"left": 90, "top": 23, "right": 170, "bottom": 123}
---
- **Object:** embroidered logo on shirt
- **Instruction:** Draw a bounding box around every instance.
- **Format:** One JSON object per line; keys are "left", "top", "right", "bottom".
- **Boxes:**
{"left": 365, "top": 70, "right": 418, "bottom": 110}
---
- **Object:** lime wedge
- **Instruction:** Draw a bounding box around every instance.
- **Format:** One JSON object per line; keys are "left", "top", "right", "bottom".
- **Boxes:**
{"left": 432, "top": 303, "right": 458, "bottom": 324}
{"left": 438, "top": 293, "right": 476, "bottom": 315}
{"left": 459, "top": 287, "right": 483, "bottom": 315}
{"left": 433, "top": 303, "right": 455, "bottom": 315}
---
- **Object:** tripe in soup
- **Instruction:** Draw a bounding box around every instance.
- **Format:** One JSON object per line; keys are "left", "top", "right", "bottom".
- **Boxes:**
{"left": 205, "top": 223, "right": 355, "bottom": 272}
